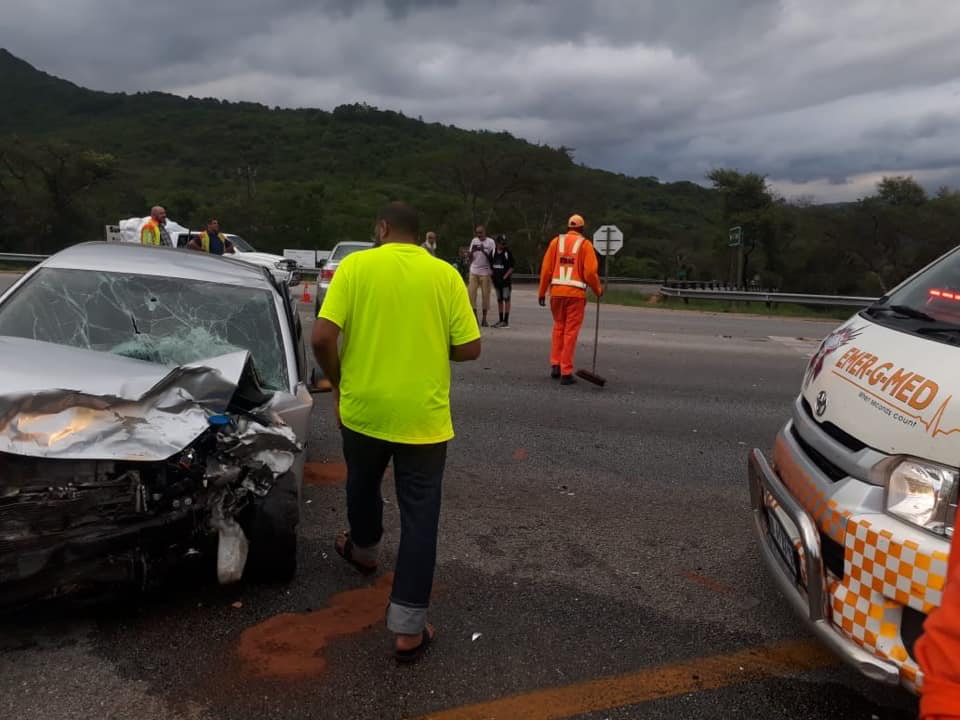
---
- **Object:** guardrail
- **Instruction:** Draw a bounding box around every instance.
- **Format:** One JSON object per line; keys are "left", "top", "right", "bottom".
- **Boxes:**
{"left": 659, "top": 286, "right": 877, "bottom": 308}
{"left": 0, "top": 254, "right": 879, "bottom": 310}
{"left": 512, "top": 274, "right": 661, "bottom": 285}
{"left": 0, "top": 253, "right": 48, "bottom": 265}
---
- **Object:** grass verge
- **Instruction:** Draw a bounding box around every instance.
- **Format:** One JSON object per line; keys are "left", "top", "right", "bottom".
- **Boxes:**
{"left": 600, "top": 289, "right": 854, "bottom": 321}
{"left": 0, "top": 263, "right": 34, "bottom": 273}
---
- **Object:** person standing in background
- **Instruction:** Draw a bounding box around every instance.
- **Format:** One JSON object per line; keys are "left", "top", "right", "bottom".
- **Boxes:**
{"left": 422, "top": 231, "right": 438, "bottom": 257}
{"left": 538, "top": 214, "right": 603, "bottom": 385}
{"left": 467, "top": 225, "right": 495, "bottom": 327}
{"left": 491, "top": 234, "right": 515, "bottom": 328}
{"left": 188, "top": 218, "right": 236, "bottom": 255}
{"left": 140, "top": 206, "right": 172, "bottom": 247}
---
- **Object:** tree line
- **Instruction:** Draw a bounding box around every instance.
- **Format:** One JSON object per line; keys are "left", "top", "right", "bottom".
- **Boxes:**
{"left": 4, "top": 130, "right": 958, "bottom": 298}
{"left": 4, "top": 50, "right": 960, "bottom": 295}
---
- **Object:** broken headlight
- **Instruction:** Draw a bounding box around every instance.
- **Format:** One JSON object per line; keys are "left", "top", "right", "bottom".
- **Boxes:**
{"left": 875, "top": 457, "right": 958, "bottom": 538}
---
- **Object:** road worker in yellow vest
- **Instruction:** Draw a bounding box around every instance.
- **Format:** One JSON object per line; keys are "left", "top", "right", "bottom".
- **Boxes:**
{"left": 188, "top": 218, "right": 236, "bottom": 256}
{"left": 537, "top": 214, "right": 603, "bottom": 385}
{"left": 140, "top": 206, "right": 172, "bottom": 247}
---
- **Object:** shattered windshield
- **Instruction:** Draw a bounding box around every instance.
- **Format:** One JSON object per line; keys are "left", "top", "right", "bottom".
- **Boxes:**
{"left": 0, "top": 268, "right": 288, "bottom": 391}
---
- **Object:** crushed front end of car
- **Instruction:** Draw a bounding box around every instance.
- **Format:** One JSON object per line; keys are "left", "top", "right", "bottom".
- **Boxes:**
{"left": 0, "top": 337, "right": 303, "bottom": 606}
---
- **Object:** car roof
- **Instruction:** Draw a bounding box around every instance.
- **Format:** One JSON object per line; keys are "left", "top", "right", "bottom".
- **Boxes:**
{"left": 41, "top": 242, "right": 276, "bottom": 289}
{"left": 332, "top": 241, "right": 375, "bottom": 249}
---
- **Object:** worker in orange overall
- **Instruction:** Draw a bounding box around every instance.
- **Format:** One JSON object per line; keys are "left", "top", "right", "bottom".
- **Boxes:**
{"left": 916, "top": 504, "right": 960, "bottom": 719}
{"left": 537, "top": 214, "right": 603, "bottom": 385}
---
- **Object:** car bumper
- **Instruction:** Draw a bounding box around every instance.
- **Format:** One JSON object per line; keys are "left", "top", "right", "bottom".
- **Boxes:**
{"left": 0, "top": 508, "right": 201, "bottom": 607}
{"left": 748, "top": 447, "right": 902, "bottom": 686}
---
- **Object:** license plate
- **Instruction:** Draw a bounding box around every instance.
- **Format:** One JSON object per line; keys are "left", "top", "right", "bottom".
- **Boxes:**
{"left": 766, "top": 509, "right": 801, "bottom": 584}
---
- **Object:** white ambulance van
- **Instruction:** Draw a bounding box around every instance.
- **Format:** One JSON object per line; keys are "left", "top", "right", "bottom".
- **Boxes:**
{"left": 749, "top": 247, "right": 958, "bottom": 691}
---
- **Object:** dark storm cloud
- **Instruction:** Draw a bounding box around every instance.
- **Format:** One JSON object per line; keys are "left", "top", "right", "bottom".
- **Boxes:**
{"left": 3, "top": 0, "right": 960, "bottom": 200}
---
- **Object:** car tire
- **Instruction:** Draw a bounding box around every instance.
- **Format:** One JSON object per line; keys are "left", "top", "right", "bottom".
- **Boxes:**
{"left": 241, "top": 471, "right": 299, "bottom": 584}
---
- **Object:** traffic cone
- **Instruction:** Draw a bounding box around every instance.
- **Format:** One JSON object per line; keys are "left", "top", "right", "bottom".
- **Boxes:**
{"left": 301, "top": 282, "right": 312, "bottom": 304}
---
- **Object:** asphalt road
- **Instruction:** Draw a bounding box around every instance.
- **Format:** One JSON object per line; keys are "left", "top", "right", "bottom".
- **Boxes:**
{"left": 0, "top": 285, "right": 919, "bottom": 720}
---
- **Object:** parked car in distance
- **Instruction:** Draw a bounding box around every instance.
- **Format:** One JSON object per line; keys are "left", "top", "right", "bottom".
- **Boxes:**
{"left": 0, "top": 242, "right": 314, "bottom": 606}
{"left": 314, "top": 241, "right": 375, "bottom": 315}
{"left": 175, "top": 232, "right": 300, "bottom": 290}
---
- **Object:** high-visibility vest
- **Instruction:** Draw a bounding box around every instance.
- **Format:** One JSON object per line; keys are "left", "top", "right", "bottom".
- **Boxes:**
{"left": 550, "top": 231, "right": 588, "bottom": 290}
{"left": 141, "top": 220, "right": 161, "bottom": 246}
{"left": 198, "top": 231, "right": 228, "bottom": 253}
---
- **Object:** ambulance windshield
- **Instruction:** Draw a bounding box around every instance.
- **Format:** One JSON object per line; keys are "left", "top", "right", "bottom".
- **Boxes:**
{"left": 866, "top": 247, "right": 960, "bottom": 339}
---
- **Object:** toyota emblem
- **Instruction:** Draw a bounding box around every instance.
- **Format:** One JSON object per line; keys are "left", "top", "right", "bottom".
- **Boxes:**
{"left": 815, "top": 391, "right": 828, "bottom": 418}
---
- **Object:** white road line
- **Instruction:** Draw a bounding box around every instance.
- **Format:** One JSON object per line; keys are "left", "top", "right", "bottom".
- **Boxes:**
{"left": 768, "top": 335, "right": 823, "bottom": 357}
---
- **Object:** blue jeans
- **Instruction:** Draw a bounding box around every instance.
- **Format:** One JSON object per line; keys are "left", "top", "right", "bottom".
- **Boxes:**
{"left": 340, "top": 426, "right": 446, "bottom": 634}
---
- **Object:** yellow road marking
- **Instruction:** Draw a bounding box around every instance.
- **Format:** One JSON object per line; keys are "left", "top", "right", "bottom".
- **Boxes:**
{"left": 410, "top": 639, "right": 835, "bottom": 720}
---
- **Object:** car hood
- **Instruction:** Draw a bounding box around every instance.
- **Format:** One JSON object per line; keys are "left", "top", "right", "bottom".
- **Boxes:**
{"left": 801, "top": 316, "right": 960, "bottom": 466}
{"left": 233, "top": 252, "right": 290, "bottom": 268}
{"left": 0, "top": 336, "right": 281, "bottom": 462}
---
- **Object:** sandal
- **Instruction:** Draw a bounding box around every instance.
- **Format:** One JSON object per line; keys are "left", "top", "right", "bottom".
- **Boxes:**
{"left": 395, "top": 626, "right": 435, "bottom": 664}
{"left": 334, "top": 531, "right": 378, "bottom": 576}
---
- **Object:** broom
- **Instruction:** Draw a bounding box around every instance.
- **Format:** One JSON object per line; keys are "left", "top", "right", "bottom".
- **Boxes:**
{"left": 576, "top": 252, "right": 608, "bottom": 387}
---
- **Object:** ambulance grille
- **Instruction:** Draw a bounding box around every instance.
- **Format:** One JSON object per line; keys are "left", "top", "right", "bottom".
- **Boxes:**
{"left": 791, "top": 427, "right": 846, "bottom": 482}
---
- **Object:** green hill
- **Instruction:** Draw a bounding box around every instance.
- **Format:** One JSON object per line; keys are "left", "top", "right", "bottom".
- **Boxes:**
{"left": 0, "top": 49, "right": 721, "bottom": 276}
{"left": 6, "top": 49, "right": 958, "bottom": 296}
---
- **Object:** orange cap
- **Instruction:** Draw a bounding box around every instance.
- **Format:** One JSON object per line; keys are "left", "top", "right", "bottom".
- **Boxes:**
{"left": 568, "top": 214, "right": 585, "bottom": 229}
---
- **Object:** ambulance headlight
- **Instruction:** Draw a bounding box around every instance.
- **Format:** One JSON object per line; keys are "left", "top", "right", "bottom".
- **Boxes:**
{"left": 876, "top": 457, "right": 957, "bottom": 538}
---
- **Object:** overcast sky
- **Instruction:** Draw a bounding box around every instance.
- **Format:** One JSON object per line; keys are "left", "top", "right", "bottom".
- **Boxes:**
{"left": 4, "top": 0, "right": 960, "bottom": 202}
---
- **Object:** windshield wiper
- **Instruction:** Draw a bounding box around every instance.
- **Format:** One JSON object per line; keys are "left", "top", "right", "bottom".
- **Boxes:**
{"left": 130, "top": 314, "right": 141, "bottom": 334}
{"left": 866, "top": 304, "right": 936, "bottom": 322}
{"left": 916, "top": 326, "right": 960, "bottom": 340}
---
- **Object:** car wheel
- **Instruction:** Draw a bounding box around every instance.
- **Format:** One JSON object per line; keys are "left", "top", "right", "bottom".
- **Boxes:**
{"left": 241, "top": 471, "right": 299, "bottom": 584}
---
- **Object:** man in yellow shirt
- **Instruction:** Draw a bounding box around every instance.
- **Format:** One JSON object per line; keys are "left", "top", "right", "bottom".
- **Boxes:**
{"left": 312, "top": 201, "right": 481, "bottom": 663}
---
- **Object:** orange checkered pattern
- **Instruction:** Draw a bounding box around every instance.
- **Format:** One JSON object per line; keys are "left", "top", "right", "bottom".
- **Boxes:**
{"left": 845, "top": 518, "right": 949, "bottom": 614}
{"left": 773, "top": 435, "right": 852, "bottom": 544}
{"left": 771, "top": 433, "right": 951, "bottom": 690}
{"left": 833, "top": 516, "right": 948, "bottom": 689}
{"left": 832, "top": 572, "right": 923, "bottom": 690}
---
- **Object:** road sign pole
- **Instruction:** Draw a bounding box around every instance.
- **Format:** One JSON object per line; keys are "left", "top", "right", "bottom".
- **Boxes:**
{"left": 728, "top": 226, "right": 744, "bottom": 288}
{"left": 737, "top": 240, "right": 744, "bottom": 289}
{"left": 594, "top": 225, "right": 613, "bottom": 374}
{"left": 603, "top": 225, "right": 614, "bottom": 285}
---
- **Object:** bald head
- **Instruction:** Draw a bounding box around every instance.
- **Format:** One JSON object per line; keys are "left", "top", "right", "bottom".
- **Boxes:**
{"left": 151, "top": 206, "right": 167, "bottom": 224}
{"left": 375, "top": 201, "right": 419, "bottom": 245}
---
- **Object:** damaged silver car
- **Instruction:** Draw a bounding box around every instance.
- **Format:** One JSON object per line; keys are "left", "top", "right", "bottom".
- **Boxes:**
{"left": 0, "top": 242, "right": 314, "bottom": 605}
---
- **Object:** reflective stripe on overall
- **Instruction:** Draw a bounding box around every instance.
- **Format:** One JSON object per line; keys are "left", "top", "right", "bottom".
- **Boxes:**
{"left": 551, "top": 232, "right": 588, "bottom": 289}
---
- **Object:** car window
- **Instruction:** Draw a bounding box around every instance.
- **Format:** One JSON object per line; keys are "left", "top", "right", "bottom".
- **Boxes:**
{"left": 229, "top": 235, "right": 255, "bottom": 252}
{"left": 331, "top": 244, "right": 371, "bottom": 261}
{"left": 0, "top": 268, "right": 288, "bottom": 391}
